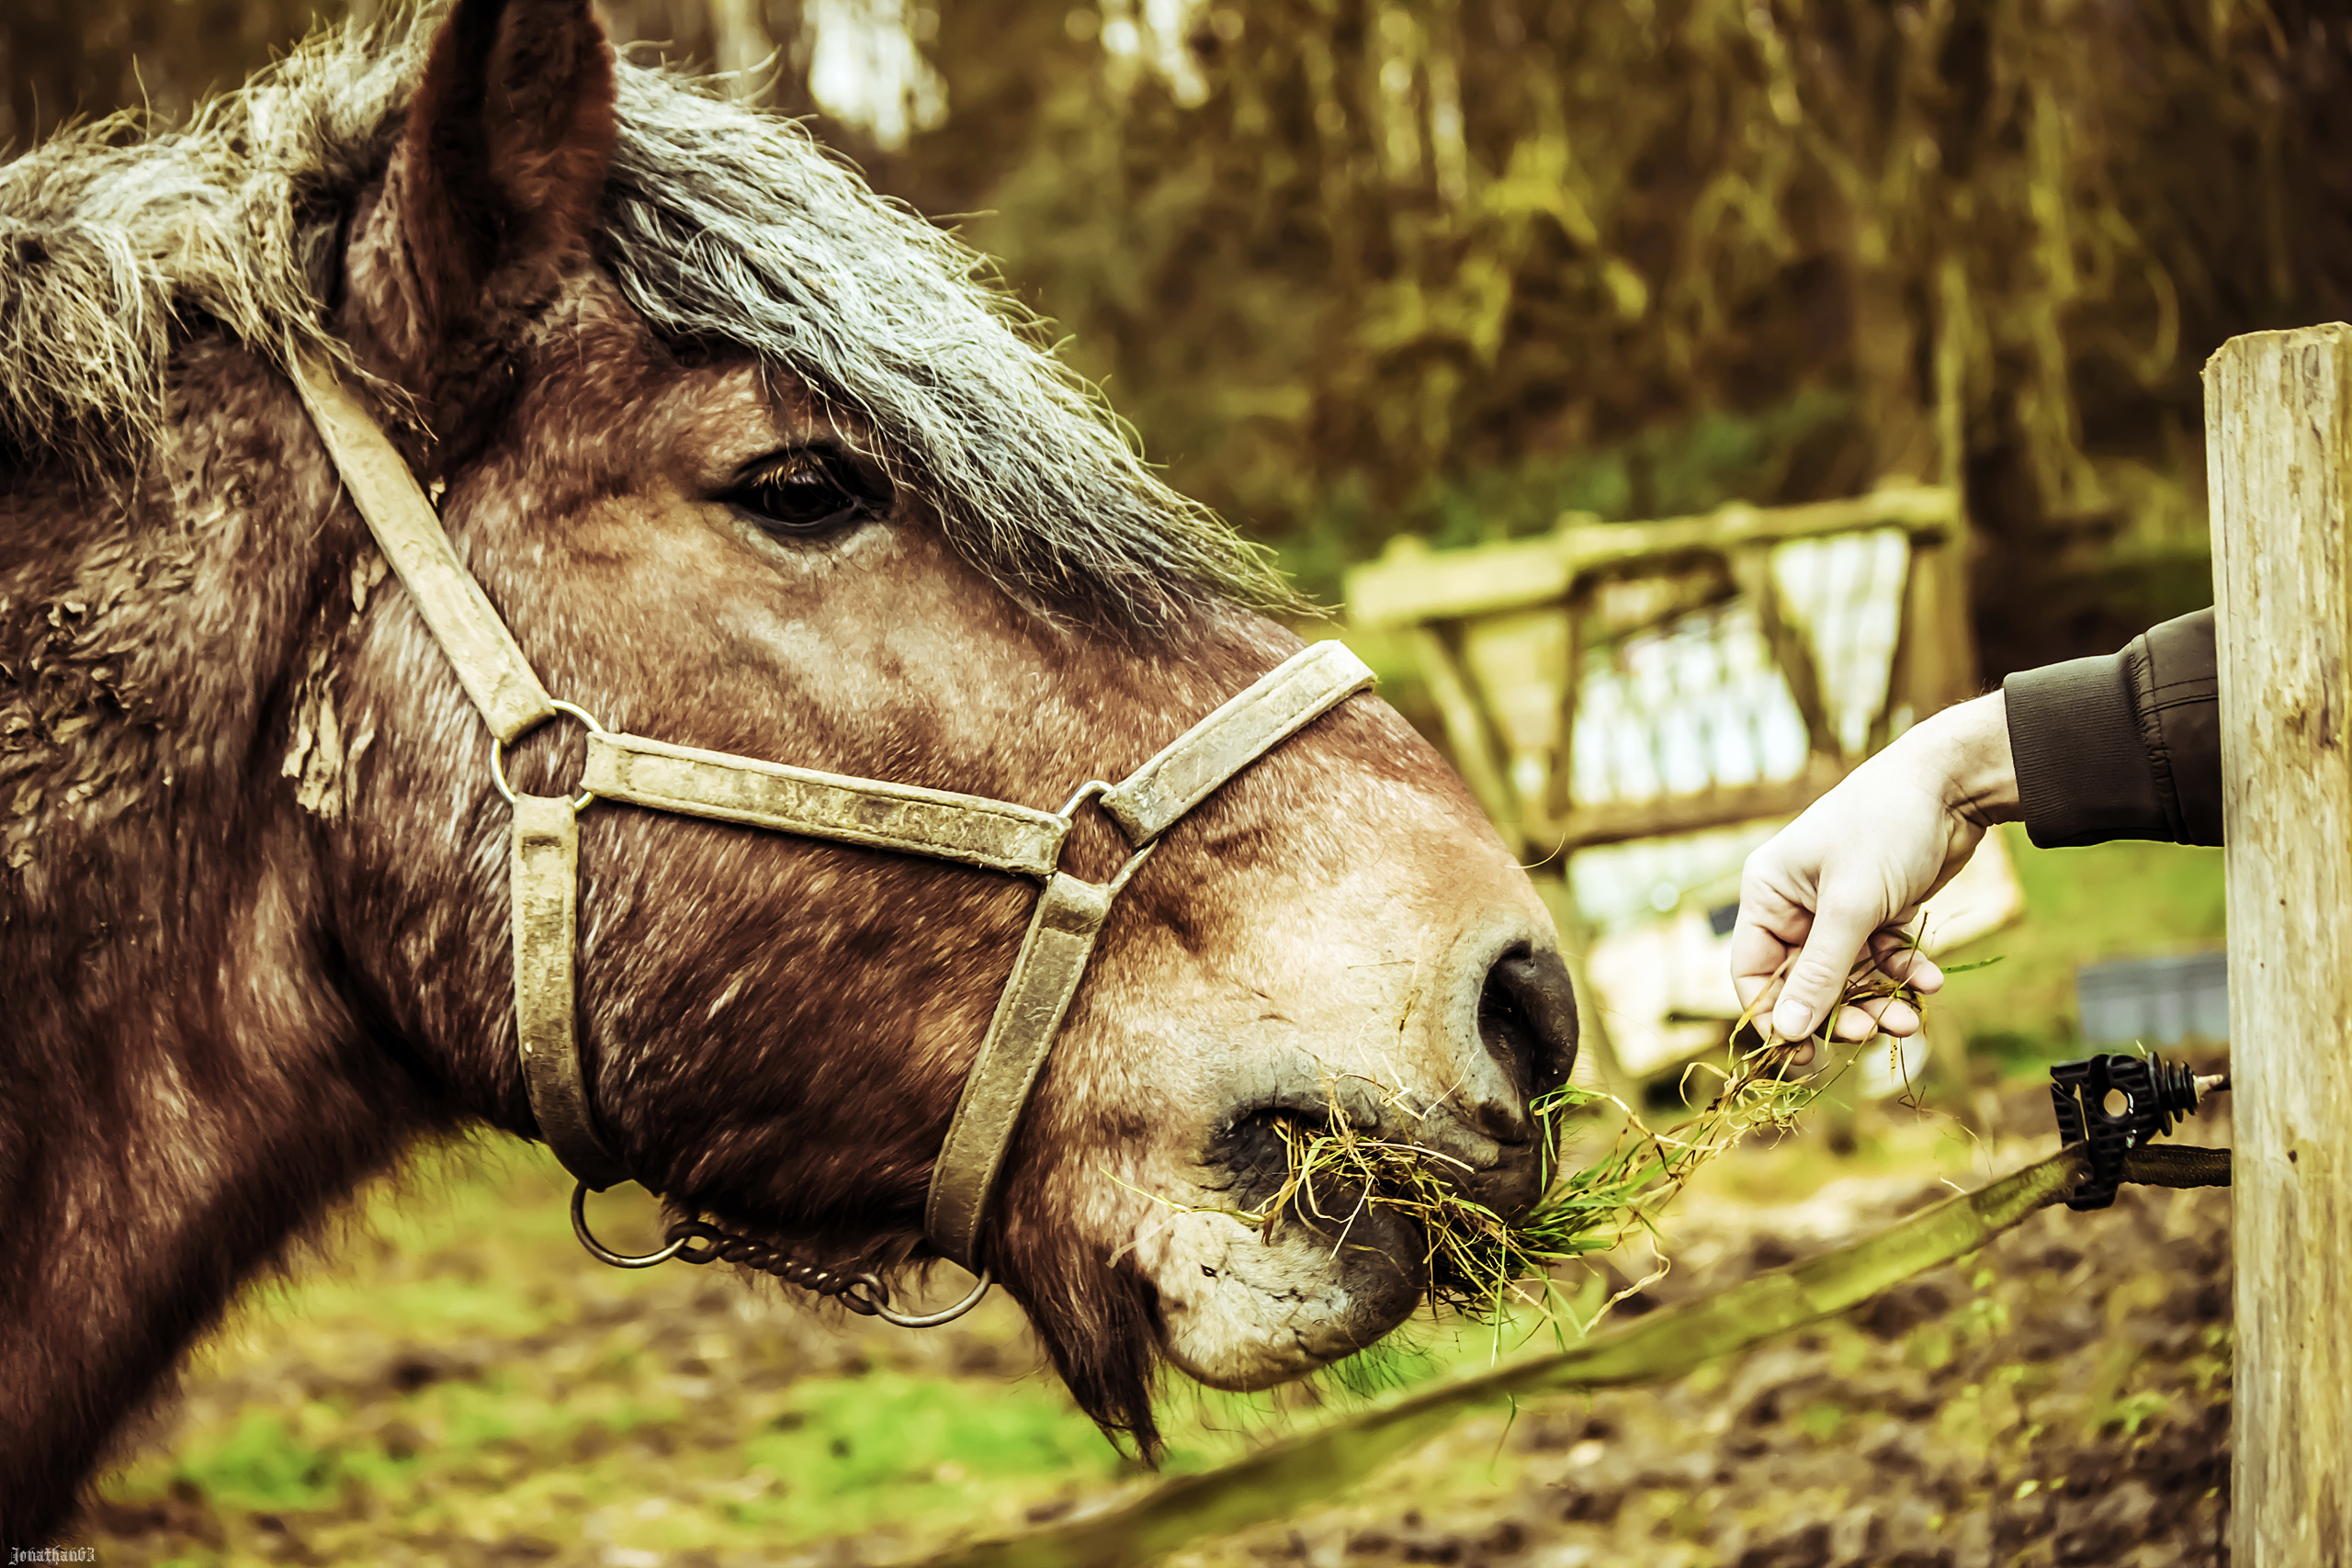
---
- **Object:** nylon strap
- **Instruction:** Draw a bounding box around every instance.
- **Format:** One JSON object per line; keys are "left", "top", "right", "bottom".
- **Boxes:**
{"left": 925, "top": 874, "right": 1115, "bottom": 1269}
{"left": 1102, "top": 642, "right": 1374, "bottom": 844}
{"left": 511, "top": 794, "right": 630, "bottom": 1190}
{"left": 288, "top": 353, "right": 558, "bottom": 744}
{"left": 583, "top": 730, "right": 1069, "bottom": 877}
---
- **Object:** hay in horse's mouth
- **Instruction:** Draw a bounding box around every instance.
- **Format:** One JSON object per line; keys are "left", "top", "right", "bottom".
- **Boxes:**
{"left": 1232, "top": 964, "right": 1937, "bottom": 1329}
{"left": 1222, "top": 1091, "right": 1660, "bottom": 1325}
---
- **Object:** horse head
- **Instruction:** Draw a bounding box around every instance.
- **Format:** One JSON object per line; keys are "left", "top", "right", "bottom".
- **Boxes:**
{"left": 0, "top": 0, "right": 1574, "bottom": 1529}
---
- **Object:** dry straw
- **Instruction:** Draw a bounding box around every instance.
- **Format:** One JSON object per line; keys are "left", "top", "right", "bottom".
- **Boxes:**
{"left": 1230, "top": 953, "right": 1945, "bottom": 1333}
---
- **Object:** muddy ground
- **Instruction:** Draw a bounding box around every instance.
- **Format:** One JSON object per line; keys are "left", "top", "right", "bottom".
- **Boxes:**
{"left": 74, "top": 1077, "right": 2233, "bottom": 1568}
{"left": 1164, "top": 1167, "right": 2232, "bottom": 1568}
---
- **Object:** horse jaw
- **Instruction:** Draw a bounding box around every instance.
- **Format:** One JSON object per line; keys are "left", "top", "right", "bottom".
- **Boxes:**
{"left": 1035, "top": 718, "right": 1576, "bottom": 1394}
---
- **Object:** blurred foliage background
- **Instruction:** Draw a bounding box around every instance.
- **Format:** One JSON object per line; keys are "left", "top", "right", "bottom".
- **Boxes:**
{"left": 6, "top": 0, "right": 2347, "bottom": 672}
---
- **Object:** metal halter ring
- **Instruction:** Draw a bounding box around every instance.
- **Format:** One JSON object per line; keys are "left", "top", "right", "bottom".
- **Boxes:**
{"left": 1051, "top": 778, "right": 1158, "bottom": 895}
{"left": 570, "top": 1179, "right": 689, "bottom": 1268}
{"left": 873, "top": 1268, "right": 994, "bottom": 1329}
{"left": 492, "top": 700, "right": 606, "bottom": 812}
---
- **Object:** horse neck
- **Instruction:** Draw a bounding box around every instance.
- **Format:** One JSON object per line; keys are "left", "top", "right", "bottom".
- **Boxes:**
{"left": 0, "top": 337, "right": 433, "bottom": 1537}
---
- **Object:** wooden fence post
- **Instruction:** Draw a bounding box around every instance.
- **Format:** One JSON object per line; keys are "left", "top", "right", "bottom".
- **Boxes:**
{"left": 2206, "top": 323, "right": 2352, "bottom": 1564}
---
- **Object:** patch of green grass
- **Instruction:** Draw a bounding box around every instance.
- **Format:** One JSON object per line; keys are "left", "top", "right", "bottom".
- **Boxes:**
{"left": 1797, "top": 1400, "right": 1846, "bottom": 1442}
{"left": 728, "top": 1371, "right": 1130, "bottom": 1539}
{"left": 2105, "top": 1390, "right": 2172, "bottom": 1437}
{"left": 174, "top": 1413, "right": 338, "bottom": 1512}
{"left": 137, "top": 1370, "right": 697, "bottom": 1517}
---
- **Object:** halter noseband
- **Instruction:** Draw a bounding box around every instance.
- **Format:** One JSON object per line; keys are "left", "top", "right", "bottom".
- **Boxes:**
{"left": 291, "top": 355, "right": 1373, "bottom": 1326}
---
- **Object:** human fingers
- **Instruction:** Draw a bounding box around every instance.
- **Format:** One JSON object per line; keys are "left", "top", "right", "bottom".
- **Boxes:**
{"left": 1770, "top": 890, "right": 1885, "bottom": 1043}
{"left": 1837, "top": 986, "right": 1923, "bottom": 1039}
{"left": 1826, "top": 942, "right": 1934, "bottom": 1039}
{"left": 1772, "top": 1038, "right": 1818, "bottom": 1069}
{"left": 1732, "top": 935, "right": 1799, "bottom": 1019}
{"left": 1824, "top": 994, "right": 1923, "bottom": 1042}
{"left": 1864, "top": 928, "right": 1944, "bottom": 994}
{"left": 1825, "top": 1004, "right": 1877, "bottom": 1043}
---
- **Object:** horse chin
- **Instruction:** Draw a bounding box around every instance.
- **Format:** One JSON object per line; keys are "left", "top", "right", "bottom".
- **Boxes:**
{"left": 1141, "top": 1203, "right": 1429, "bottom": 1392}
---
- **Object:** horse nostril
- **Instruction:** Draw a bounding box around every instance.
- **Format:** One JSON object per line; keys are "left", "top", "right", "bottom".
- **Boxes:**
{"left": 1477, "top": 947, "right": 1580, "bottom": 1104}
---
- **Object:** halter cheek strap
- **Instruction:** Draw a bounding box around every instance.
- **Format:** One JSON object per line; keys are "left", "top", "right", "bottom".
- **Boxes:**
{"left": 289, "top": 353, "right": 1374, "bottom": 1304}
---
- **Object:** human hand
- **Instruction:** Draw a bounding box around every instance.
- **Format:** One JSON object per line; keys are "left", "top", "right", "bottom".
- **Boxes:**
{"left": 1731, "top": 690, "right": 2019, "bottom": 1048}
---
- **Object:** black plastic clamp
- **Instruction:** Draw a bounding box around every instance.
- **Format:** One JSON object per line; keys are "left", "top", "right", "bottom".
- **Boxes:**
{"left": 2049, "top": 1052, "right": 2228, "bottom": 1211}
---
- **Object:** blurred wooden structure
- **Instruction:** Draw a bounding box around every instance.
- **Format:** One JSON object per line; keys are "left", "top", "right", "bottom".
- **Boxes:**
{"left": 1344, "top": 484, "right": 1974, "bottom": 864}
{"left": 2206, "top": 323, "right": 2352, "bottom": 1565}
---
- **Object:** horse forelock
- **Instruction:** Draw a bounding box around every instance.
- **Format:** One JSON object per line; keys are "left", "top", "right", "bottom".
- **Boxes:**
{"left": 0, "top": 6, "right": 1291, "bottom": 629}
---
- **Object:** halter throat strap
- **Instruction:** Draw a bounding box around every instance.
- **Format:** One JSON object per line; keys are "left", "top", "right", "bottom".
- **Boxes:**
{"left": 288, "top": 354, "right": 1374, "bottom": 1280}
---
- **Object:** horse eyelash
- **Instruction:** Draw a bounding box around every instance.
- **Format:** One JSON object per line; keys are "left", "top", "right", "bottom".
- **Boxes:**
{"left": 734, "top": 447, "right": 889, "bottom": 502}
{"left": 737, "top": 452, "right": 827, "bottom": 489}
{"left": 724, "top": 449, "right": 888, "bottom": 535}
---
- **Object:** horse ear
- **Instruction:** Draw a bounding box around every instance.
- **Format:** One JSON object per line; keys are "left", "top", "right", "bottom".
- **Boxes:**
{"left": 343, "top": 0, "right": 616, "bottom": 434}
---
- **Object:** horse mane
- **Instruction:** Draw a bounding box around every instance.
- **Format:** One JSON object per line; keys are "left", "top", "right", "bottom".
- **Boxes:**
{"left": 0, "top": 7, "right": 1287, "bottom": 626}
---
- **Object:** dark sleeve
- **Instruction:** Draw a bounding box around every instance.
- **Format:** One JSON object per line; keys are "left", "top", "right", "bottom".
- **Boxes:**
{"left": 2001, "top": 608, "right": 2222, "bottom": 848}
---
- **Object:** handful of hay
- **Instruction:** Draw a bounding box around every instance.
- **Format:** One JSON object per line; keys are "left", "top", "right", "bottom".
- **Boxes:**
{"left": 1231, "top": 959, "right": 1938, "bottom": 1330}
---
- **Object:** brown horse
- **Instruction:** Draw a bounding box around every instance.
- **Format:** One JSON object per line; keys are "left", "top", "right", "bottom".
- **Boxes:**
{"left": 0, "top": 0, "right": 1575, "bottom": 1540}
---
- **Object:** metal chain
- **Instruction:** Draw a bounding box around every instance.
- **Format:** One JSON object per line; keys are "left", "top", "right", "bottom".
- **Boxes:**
{"left": 570, "top": 1181, "right": 993, "bottom": 1327}
{"left": 662, "top": 1218, "right": 894, "bottom": 1317}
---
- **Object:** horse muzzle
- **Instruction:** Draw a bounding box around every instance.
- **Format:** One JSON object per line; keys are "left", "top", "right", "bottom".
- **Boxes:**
{"left": 1209, "top": 941, "right": 1581, "bottom": 1267}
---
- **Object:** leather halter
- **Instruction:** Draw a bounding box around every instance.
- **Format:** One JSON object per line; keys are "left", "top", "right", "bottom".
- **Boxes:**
{"left": 289, "top": 354, "right": 1374, "bottom": 1322}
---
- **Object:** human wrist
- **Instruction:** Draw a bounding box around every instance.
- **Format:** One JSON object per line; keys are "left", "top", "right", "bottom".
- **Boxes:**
{"left": 1909, "top": 690, "right": 2020, "bottom": 828}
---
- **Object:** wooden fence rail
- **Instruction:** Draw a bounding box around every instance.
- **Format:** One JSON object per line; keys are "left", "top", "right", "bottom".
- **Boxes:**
{"left": 2207, "top": 324, "right": 2352, "bottom": 1564}
{"left": 1342, "top": 484, "right": 1974, "bottom": 862}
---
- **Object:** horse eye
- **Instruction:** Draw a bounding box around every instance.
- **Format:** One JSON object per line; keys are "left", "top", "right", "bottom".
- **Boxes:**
{"left": 725, "top": 451, "right": 881, "bottom": 536}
